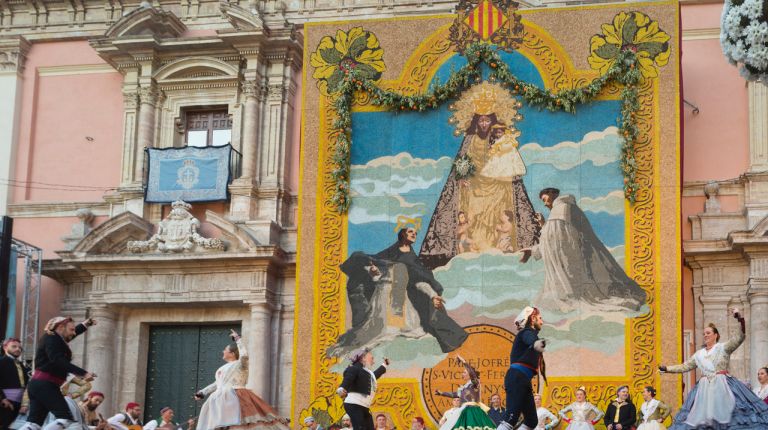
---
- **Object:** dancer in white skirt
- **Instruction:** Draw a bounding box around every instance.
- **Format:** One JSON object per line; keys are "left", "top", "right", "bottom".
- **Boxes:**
{"left": 195, "top": 330, "right": 288, "bottom": 430}
{"left": 636, "top": 386, "right": 670, "bottom": 430}
{"left": 558, "top": 387, "right": 603, "bottom": 430}
{"left": 533, "top": 394, "right": 558, "bottom": 430}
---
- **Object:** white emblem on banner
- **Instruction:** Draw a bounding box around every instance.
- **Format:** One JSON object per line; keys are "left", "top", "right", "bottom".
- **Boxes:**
{"left": 176, "top": 159, "right": 200, "bottom": 189}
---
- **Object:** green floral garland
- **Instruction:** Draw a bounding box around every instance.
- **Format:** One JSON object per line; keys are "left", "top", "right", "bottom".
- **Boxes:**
{"left": 327, "top": 42, "right": 642, "bottom": 212}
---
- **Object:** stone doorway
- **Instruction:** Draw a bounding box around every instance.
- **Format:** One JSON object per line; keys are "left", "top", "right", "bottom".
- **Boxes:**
{"left": 144, "top": 323, "right": 241, "bottom": 424}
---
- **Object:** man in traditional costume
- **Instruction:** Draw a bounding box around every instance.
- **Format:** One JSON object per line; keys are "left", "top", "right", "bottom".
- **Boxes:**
{"left": 77, "top": 392, "right": 105, "bottom": 428}
{"left": 487, "top": 394, "right": 507, "bottom": 426}
{"left": 337, "top": 348, "right": 389, "bottom": 430}
{"left": 143, "top": 407, "right": 193, "bottom": 430}
{"left": 331, "top": 228, "right": 467, "bottom": 355}
{"left": 20, "top": 317, "right": 96, "bottom": 430}
{"left": 520, "top": 188, "right": 645, "bottom": 311}
{"left": 0, "top": 338, "right": 29, "bottom": 429}
{"left": 498, "top": 307, "right": 546, "bottom": 430}
{"left": 107, "top": 402, "right": 143, "bottom": 430}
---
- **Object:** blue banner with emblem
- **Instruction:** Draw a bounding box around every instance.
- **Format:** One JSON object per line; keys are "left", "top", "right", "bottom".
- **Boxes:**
{"left": 145, "top": 145, "right": 232, "bottom": 203}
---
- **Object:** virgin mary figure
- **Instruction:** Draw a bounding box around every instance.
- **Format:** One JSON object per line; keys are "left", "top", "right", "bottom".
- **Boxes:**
{"left": 419, "top": 82, "right": 540, "bottom": 270}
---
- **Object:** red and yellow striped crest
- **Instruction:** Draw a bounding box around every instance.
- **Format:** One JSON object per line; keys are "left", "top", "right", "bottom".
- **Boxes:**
{"left": 463, "top": 0, "right": 508, "bottom": 40}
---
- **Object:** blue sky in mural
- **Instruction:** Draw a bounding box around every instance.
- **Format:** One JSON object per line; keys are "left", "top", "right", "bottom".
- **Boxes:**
{"left": 348, "top": 50, "right": 624, "bottom": 254}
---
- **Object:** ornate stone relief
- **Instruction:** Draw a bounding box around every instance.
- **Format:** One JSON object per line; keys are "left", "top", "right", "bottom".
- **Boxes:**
{"left": 127, "top": 200, "right": 226, "bottom": 253}
{"left": 704, "top": 180, "right": 721, "bottom": 214}
{"left": 0, "top": 37, "right": 30, "bottom": 73}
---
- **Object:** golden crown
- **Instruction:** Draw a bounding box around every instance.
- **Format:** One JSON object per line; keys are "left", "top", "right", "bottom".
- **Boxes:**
{"left": 472, "top": 87, "right": 498, "bottom": 115}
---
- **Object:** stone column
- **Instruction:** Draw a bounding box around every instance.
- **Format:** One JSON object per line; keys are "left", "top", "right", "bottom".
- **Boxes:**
{"left": 229, "top": 48, "right": 264, "bottom": 222}
{"left": 136, "top": 86, "right": 159, "bottom": 180}
{"left": 748, "top": 286, "right": 768, "bottom": 387}
{"left": 240, "top": 80, "right": 261, "bottom": 181}
{"left": 248, "top": 302, "right": 273, "bottom": 399}
{"left": 85, "top": 305, "right": 118, "bottom": 413}
{"left": 0, "top": 37, "right": 30, "bottom": 215}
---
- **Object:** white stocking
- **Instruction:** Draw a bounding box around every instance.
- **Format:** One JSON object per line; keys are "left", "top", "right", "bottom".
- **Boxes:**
{"left": 42, "top": 419, "right": 72, "bottom": 430}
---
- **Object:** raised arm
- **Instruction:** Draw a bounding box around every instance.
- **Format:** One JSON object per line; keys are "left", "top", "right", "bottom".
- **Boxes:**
{"left": 434, "top": 390, "right": 460, "bottom": 398}
{"left": 662, "top": 354, "right": 697, "bottom": 374}
{"left": 724, "top": 311, "right": 746, "bottom": 354}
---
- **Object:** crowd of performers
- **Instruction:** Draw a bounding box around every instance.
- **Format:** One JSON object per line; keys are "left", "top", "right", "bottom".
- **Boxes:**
{"left": 337, "top": 306, "right": 768, "bottom": 430}
{"left": 0, "top": 318, "right": 289, "bottom": 430}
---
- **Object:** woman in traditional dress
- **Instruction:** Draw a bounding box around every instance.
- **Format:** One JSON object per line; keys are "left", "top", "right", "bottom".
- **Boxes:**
{"left": 439, "top": 398, "right": 463, "bottom": 428}
{"left": 533, "top": 394, "right": 558, "bottom": 430}
{"left": 558, "top": 387, "right": 604, "bottom": 430}
{"left": 434, "top": 355, "right": 495, "bottom": 430}
{"left": 603, "top": 385, "right": 636, "bottom": 430}
{"left": 754, "top": 366, "right": 768, "bottom": 405}
{"left": 195, "top": 330, "right": 288, "bottom": 430}
{"left": 636, "top": 386, "right": 670, "bottom": 430}
{"left": 659, "top": 308, "right": 768, "bottom": 429}
{"left": 419, "top": 83, "right": 539, "bottom": 269}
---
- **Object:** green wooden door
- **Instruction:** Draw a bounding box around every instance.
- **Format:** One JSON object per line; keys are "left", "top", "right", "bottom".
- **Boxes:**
{"left": 145, "top": 324, "right": 240, "bottom": 424}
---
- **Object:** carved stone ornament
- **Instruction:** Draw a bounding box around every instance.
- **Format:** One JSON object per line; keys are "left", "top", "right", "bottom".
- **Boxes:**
{"left": 704, "top": 180, "right": 721, "bottom": 214}
{"left": 127, "top": 200, "right": 226, "bottom": 253}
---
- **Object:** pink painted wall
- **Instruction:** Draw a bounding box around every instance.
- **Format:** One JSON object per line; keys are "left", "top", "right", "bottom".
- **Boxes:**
{"left": 9, "top": 40, "right": 123, "bottom": 337}
{"left": 680, "top": 3, "right": 748, "bottom": 336}
{"left": 13, "top": 41, "right": 124, "bottom": 203}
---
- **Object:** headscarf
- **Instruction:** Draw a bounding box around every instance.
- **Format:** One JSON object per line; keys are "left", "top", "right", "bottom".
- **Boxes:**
{"left": 88, "top": 391, "right": 105, "bottom": 399}
{"left": 2, "top": 338, "right": 20, "bottom": 348}
{"left": 304, "top": 416, "right": 316, "bottom": 425}
{"left": 126, "top": 402, "right": 140, "bottom": 410}
{"left": 514, "top": 306, "right": 538, "bottom": 329}
{"left": 349, "top": 347, "right": 370, "bottom": 364}
{"left": 45, "top": 316, "right": 73, "bottom": 335}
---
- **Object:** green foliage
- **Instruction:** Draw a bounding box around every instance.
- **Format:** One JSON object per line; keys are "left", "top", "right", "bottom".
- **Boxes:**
{"left": 325, "top": 42, "right": 644, "bottom": 212}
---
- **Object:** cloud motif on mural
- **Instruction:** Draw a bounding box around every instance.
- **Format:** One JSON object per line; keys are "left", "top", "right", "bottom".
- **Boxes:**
{"left": 348, "top": 194, "right": 426, "bottom": 224}
{"left": 519, "top": 126, "right": 622, "bottom": 170}
{"left": 579, "top": 190, "right": 625, "bottom": 215}
{"left": 435, "top": 245, "right": 627, "bottom": 315}
{"left": 350, "top": 153, "right": 452, "bottom": 196}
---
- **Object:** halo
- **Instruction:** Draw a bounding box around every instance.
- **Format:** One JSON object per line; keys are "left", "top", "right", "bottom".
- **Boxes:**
{"left": 448, "top": 82, "right": 523, "bottom": 136}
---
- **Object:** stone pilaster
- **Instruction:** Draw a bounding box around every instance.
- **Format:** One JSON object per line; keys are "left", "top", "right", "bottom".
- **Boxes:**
{"left": 119, "top": 86, "right": 140, "bottom": 186}
{"left": 85, "top": 305, "right": 118, "bottom": 414}
{"left": 247, "top": 302, "right": 273, "bottom": 400}
{"left": 230, "top": 79, "right": 263, "bottom": 221}
{"left": 0, "top": 36, "right": 30, "bottom": 215}
{"left": 256, "top": 50, "right": 300, "bottom": 221}
{"left": 748, "top": 81, "right": 768, "bottom": 172}
{"left": 745, "top": 82, "right": 768, "bottom": 227}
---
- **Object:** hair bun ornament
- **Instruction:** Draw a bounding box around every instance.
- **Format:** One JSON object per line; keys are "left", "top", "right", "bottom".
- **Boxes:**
{"left": 578, "top": 386, "right": 586, "bottom": 391}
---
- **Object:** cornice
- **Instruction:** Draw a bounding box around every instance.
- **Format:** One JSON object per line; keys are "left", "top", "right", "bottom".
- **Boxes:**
{"left": 37, "top": 63, "right": 117, "bottom": 76}
{"left": 8, "top": 201, "right": 111, "bottom": 218}
{"left": 682, "top": 27, "right": 721, "bottom": 41}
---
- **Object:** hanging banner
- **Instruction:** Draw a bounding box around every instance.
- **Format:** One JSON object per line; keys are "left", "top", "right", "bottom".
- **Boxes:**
{"left": 145, "top": 145, "right": 232, "bottom": 203}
